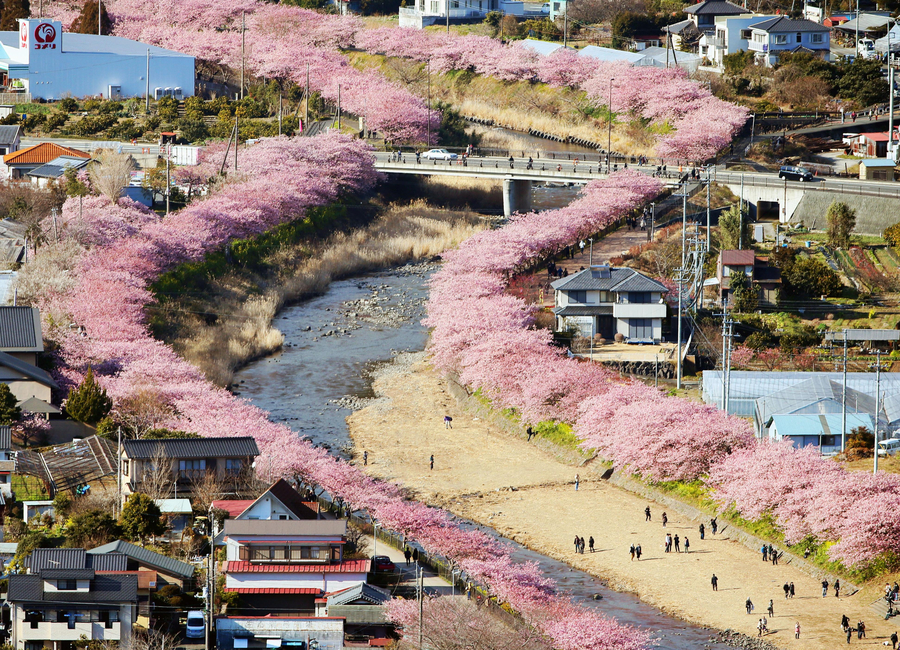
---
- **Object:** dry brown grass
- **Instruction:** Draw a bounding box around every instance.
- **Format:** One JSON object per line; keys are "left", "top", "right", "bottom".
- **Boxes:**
{"left": 170, "top": 202, "right": 487, "bottom": 385}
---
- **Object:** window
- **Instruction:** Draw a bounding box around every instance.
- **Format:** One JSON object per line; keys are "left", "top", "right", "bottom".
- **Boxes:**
{"left": 740, "top": 29, "right": 752, "bottom": 39}
{"left": 568, "top": 290, "right": 587, "bottom": 304}
{"left": 628, "top": 319, "right": 654, "bottom": 340}
{"left": 429, "top": 0, "right": 438, "bottom": 12}
{"left": 272, "top": 546, "right": 288, "bottom": 561}
{"left": 121, "top": 459, "right": 129, "bottom": 475}
{"left": 57, "top": 579, "right": 78, "bottom": 591}
{"left": 179, "top": 459, "right": 206, "bottom": 479}
{"left": 774, "top": 34, "right": 787, "bottom": 44}
{"left": 811, "top": 33, "right": 823, "bottom": 43}
{"left": 225, "top": 459, "right": 242, "bottom": 475}
{"left": 628, "top": 292, "right": 651, "bottom": 304}
{"left": 754, "top": 33, "right": 765, "bottom": 43}
{"left": 796, "top": 32, "right": 801, "bottom": 42}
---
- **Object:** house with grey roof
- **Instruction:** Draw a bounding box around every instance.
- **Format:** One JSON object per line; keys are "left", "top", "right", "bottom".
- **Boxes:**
{"left": 9, "top": 548, "right": 138, "bottom": 649}
{"left": 551, "top": 265, "right": 669, "bottom": 342}
{"left": 89, "top": 539, "right": 195, "bottom": 587}
{"left": 316, "top": 582, "right": 394, "bottom": 642}
{"left": 683, "top": 0, "right": 747, "bottom": 35}
{"left": 0, "top": 306, "right": 58, "bottom": 412}
{"left": 26, "top": 155, "right": 91, "bottom": 188}
{"left": 0, "top": 124, "right": 21, "bottom": 158}
{"left": 119, "top": 436, "right": 260, "bottom": 501}
{"left": 747, "top": 16, "right": 830, "bottom": 66}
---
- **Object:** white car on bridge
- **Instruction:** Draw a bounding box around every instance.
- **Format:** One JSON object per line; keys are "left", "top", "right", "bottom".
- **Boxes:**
{"left": 421, "top": 148, "right": 458, "bottom": 160}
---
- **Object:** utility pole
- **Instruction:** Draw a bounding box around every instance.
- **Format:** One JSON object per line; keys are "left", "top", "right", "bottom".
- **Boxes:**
{"left": 417, "top": 564, "right": 424, "bottom": 650}
{"left": 889, "top": 63, "right": 896, "bottom": 160}
{"left": 564, "top": 6, "right": 568, "bottom": 48}
{"left": 739, "top": 173, "right": 744, "bottom": 248}
{"left": 681, "top": 181, "right": 687, "bottom": 270}
{"left": 305, "top": 63, "right": 310, "bottom": 134}
{"left": 706, "top": 166, "right": 711, "bottom": 248}
{"left": 98, "top": 0, "right": 102, "bottom": 35}
{"left": 716, "top": 301, "right": 734, "bottom": 413}
{"left": 145, "top": 50, "right": 150, "bottom": 113}
{"left": 234, "top": 113, "right": 239, "bottom": 172}
{"left": 446, "top": 0, "right": 450, "bottom": 34}
{"left": 589, "top": 237, "right": 593, "bottom": 266}
{"left": 676, "top": 269, "right": 685, "bottom": 390}
{"left": 841, "top": 329, "right": 848, "bottom": 453}
{"left": 116, "top": 427, "right": 122, "bottom": 517}
{"left": 337, "top": 84, "right": 341, "bottom": 130}
{"left": 426, "top": 59, "right": 431, "bottom": 145}
{"left": 874, "top": 351, "right": 881, "bottom": 474}
{"left": 165, "top": 144, "right": 170, "bottom": 216}
{"left": 240, "top": 12, "right": 246, "bottom": 100}
{"left": 650, "top": 202, "right": 655, "bottom": 241}
{"left": 607, "top": 78, "right": 614, "bottom": 170}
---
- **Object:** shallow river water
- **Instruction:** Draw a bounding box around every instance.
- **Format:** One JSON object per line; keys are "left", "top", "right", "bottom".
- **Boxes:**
{"left": 233, "top": 261, "right": 736, "bottom": 649}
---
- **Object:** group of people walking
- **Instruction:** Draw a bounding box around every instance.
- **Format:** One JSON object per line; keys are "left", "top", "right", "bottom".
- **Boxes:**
{"left": 573, "top": 535, "right": 594, "bottom": 554}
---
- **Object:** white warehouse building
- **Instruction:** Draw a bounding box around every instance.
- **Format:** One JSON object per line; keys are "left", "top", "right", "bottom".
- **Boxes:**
{"left": 0, "top": 19, "right": 194, "bottom": 100}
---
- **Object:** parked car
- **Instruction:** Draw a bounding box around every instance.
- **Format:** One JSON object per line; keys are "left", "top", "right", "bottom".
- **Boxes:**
{"left": 421, "top": 148, "right": 458, "bottom": 160}
{"left": 541, "top": 2, "right": 550, "bottom": 13}
{"left": 185, "top": 611, "right": 205, "bottom": 639}
{"left": 778, "top": 165, "right": 813, "bottom": 181}
{"left": 877, "top": 438, "right": 900, "bottom": 456}
{"left": 373, "top": 555, "right": 396, "bottom": 571}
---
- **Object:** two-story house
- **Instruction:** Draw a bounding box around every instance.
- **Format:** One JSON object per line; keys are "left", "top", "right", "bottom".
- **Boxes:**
{"left": 699, "top": 14, "right": 778, "bottom": 67}
{"left": 551, "top": 266, "right": 669, "bottom": 343}
{"left": 222, "top": 519, "right": 370, "bottom": 614}
{"left": 716, "top": 249, "right": 781, "bottom": 306}
{"left": 0, "top": 306, "right": 58, "bottom": 413}
{"left": 683, "top": 0, "right": 747, "bottom": 37}
{"left": 119, "top": 436, "right": 260, "bottom": 500}
{"left": 9, "top": 548, "right": 138, "bottom": 650}
{"left": 212, "top": 478, "right": 320, "bottom": 521}
{"left": 747, "top": 16, "right": 830, "bottom": 66}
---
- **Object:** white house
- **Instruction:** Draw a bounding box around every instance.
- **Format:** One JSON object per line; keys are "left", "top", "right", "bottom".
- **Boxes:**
{"left": 399, "top": 0, "right": 499, "bottom": 28}
{"left": 684, "top": 0, "right": 748, "bottom": 36}
{"left": 212, "top": 478, "right": 320, "bottom": 521}
{"left": 699, "top": 14, "right": 777, "bottom": 67}
{"left": 216, "top": 616, "right": 345, "bottom": 650}
{"left": 747, "top": 16, "right": 830, "bottom": 66}
{"left": 222, "top": 519, "right": 370, "bottom": 614}
{"left": 0, "top": 19, "right": 194, "bottom": 100}
{"left": 551, "top": 265, "right": 669, "bottom": 342}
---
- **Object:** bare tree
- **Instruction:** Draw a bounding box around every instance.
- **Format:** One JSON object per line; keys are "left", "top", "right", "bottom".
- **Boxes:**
{"left": 131, "top": 628, "right": 180, "bottom": 650}
{"left": 138, "top": 443, "right": 175, "bottom": 502}
{"left": 566, "top": 0, "right": 646, "bottom": 24}
{"left": 88, "top": 149, "right": 136, "bottom": 202}
{"left": 0, "top": 180, "right": 66, "bottom": 250}
{"left": 391, "top": 596, "right": 551, "bottom": 650}
{"left": 191, "top": 468, "right": 225, "bottom": 514}
{"left": 113, "top": 388, "right": 174, "bottom": 438}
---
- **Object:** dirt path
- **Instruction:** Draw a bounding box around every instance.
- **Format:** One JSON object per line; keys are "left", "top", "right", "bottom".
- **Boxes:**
{"left": 348, "top": 353, "right": 896, "bottom": 650}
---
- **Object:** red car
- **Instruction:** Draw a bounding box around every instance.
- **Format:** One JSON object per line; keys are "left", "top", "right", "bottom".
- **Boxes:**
{"left": 373, "top": 556, "right": 396, "bottom": 572}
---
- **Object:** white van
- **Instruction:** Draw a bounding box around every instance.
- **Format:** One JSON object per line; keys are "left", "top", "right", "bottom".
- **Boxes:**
{"left": 877, "top": 438, "right": 900, "bottom": 456}
{"left": 185, "top": 611, "right": 205, "bottom": 639}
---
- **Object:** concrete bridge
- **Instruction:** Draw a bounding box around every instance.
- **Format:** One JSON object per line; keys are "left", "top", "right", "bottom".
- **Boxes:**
{"left": 372, "top": 152, "right": 680, "bottom": 216}
{"left": 713, "top": 170, "right": 900, "bottom": 235}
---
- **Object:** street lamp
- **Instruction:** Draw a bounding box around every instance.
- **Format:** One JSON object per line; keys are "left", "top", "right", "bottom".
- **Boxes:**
{"left": 607, "top": 78, "right": 615, "bottom": 170}
{"left": 750, "top": 114, "right": 756, "bottom": 146}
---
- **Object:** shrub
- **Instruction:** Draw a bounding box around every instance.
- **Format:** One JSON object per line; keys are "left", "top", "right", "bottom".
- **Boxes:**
{"left": 58, "top": 97, "right": 78, "bottom": 112}
{"left": 65, "top": 367, "right": 112, "bottom": 424}
{"left": 883, "top": 222, "right": 900, "bottom": 247}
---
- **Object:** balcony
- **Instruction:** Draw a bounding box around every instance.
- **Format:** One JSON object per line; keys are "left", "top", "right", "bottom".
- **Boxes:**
{"left": 706, "top": 35, "right": 725, "bottom": 49}
{"left": 20, "top": 622, "right": 121, "bottom": 641}
{"left": 613, "top": 303, "right": 667, "bottom": 319}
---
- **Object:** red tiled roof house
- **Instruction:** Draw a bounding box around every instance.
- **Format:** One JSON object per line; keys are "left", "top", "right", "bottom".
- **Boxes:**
{"left": 2, "top": 142, "right": 90, "bottom": 180}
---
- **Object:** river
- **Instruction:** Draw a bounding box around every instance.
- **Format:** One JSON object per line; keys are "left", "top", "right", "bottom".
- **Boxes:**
{"left": 233, "top": 259, "right": 736, "bottom": 650}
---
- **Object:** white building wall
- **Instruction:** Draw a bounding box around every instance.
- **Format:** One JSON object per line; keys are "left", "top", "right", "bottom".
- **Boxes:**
{"left": 10, "top": 20, "right": 194, "bottom": 100}
{"left": 224, "top": 571, "right": 367, "bottom": 593}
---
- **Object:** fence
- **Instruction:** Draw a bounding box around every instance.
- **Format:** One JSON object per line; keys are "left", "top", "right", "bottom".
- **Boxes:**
{"left": 0, "top": 93, "right": 31, "bottom": 105}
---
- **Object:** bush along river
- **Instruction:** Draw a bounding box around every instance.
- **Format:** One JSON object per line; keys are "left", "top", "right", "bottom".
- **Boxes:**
{"left": 233, "top": 265, "right": 748, "bottom": 650}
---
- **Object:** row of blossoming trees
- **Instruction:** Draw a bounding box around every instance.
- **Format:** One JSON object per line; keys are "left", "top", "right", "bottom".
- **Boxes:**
{"left": 424, "top": 168, "right": 900, "bottom": 570}
{"left": 43, "top": 0, "right": 747, "bottom": 161}
{"left": 29, "top": 135, "right": 651, "bottom": 650}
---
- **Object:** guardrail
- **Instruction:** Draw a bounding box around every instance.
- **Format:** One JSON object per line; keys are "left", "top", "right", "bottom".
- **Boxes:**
{"left": 716, "top": 172, "right": 900, "bottom": 199}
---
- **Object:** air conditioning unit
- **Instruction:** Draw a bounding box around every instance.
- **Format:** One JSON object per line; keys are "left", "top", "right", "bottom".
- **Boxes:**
{"left": 164, "top": 87, "right": 173, "bottom": 97}
{"left": 107, "top": 85, "right": 121, "bottom": 99}
{"left": 173, "top": 87, "right": 183, "bottom": 100}
{"left": 154, "top": 87, "right": 164, "bottom": 100}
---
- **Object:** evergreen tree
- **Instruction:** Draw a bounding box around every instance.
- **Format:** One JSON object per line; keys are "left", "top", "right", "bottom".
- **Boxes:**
{"left": 70, "top": 0, "right": 111, "bottom": 35}
{"left": 826, "top": 200, "right": 856, "bottom": 249}
{"left": 65, "top": 367, "right": 112, "bottom": 424}
{"left": 0, "top": 0, "right": 29, "bottom": 32}
{"left": 119, "top": 493, "right": 166, "bottom": 542}
{"left": 0, "top": 384, "right": 21, "bottom": 425}
{"left": 718, "top": 203, "right": 753, "bottom": 251}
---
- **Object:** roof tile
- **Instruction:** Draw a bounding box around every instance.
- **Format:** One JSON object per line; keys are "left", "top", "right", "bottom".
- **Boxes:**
{"left": 225, "top": 560, "right": 371, "bottom": 574}
{"left": 3, "top": 142, "right": 90, "bottom": 165}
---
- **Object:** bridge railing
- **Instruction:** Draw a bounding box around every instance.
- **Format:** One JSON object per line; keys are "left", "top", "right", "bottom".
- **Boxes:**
{"left": 717, "top": 171, "right": 900, "bottom": 199}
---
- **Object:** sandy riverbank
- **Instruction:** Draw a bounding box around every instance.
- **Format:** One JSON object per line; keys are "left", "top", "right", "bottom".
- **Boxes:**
{"left": 347, "top": 352, "right": 897, "bottom": 650}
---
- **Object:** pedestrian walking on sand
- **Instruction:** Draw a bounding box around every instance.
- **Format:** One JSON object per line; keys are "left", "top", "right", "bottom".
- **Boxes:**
{"left": 790, "top": 582, "right": 795, "bottom": 598}
{"left": 822, "top": 579, "right": 829, "bottom": 598}
{"left": 842, "top": 615, "right": 850, "bottom": 632}
{"left": 444, "top": 415, "right": 453, "bottom": 428}
{"left": 745, "top": 598, "right": 753, "bottom": 614}
{"left": 783, "top": 583, "right": 790, "bottom": 599}
{"left": 579, "top": 537, "right": 586, "bottom": 554}
{"left": 771, "top": 548, "right": 779, "bottom": 565}
{"left": 858, "top": 621, "right": 866, "bottom": 639}
{"left": 711, "top": 517, "right": 718, "bottom": 535}
{"left": 404, "top": 547, "right": 411, "bottom": 565}
{"left": 795, "top": 622, "right": 800, "bottom": 639}
{"left": 674, "top": 535, "right": 681, "bottom": 552}
{"left": 835, "top": 579, "right": 841, "bottom": 597}
{"left": 767, "top": 599, "right": 774, "bottom": 617}
{"left": 762, "top": 545, "right": 768, "bottom": 562}
{"left": 575, "top": 474, "right": 580, "bottom": 491}
{"left": 711, "top": 574, "right": 718, "bottom": 591}
{"left": 847, "top": 626, "right": 853, "bottom": 644}
{"left": 645, "top": 506, "right": 651, "bottom": 522}
{"left": 684, "top": 537, "right": 690, "bottom": 553}
{"left": 889, "top": 630, "right": 897, "bottom": 649}
{"left": 363, "top": 451, "right": 368, "bottom": 466}
{"left": 630, "top": 544, "right": 636, "bottom": 560}
{"left": 635, "top": 544, "right": 642, "bottom": 560}
{"left": 699, "top": 523, "right": 705, "bottom": 540}
{"left": 662, "top": 512, "right": 668, "bottom": 527}
{"left": 757, "top": 619, "right": 764, "bottom": 636}
{"left": 574, "top": 536, "right": 580, "bottom": 553}
{"left": 665, "top": 533, "right": 672, "bottom": 553}
{"left": 526, "top": 426, "right": 534, "bottom": 441}
{"left": 589, "top": 536, "right": 594, "bottom": 552}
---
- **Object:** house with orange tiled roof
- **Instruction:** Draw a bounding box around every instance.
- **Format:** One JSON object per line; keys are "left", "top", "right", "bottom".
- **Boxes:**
{"left": 1, "top": 142, "right": 90, "bottom": 180}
